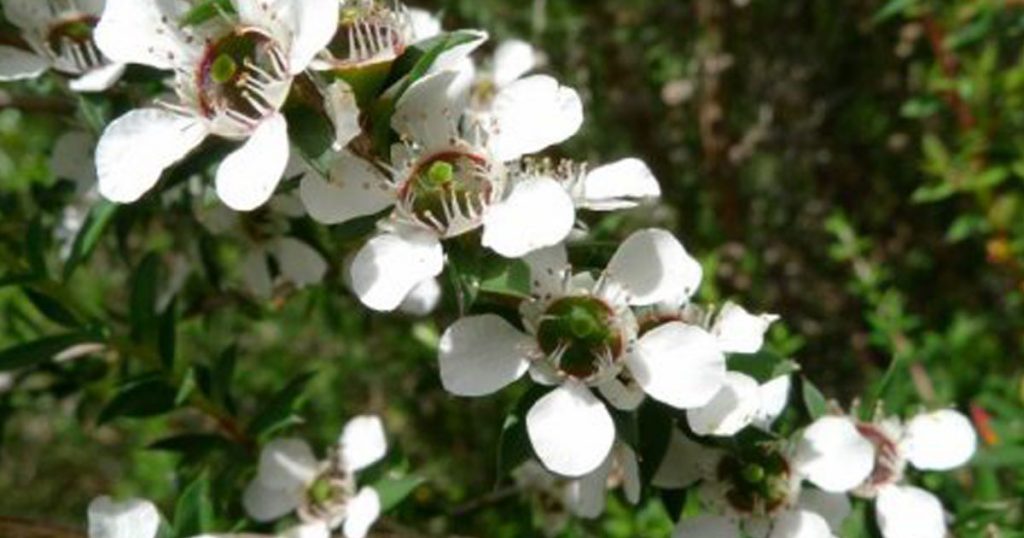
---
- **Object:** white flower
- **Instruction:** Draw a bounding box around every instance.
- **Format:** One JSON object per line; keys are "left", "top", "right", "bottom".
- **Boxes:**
{"left": 687, "top": 372, "right": 791, "bottom": 437}
{"left": 0, "top": 0, "right": 125, "bottom": 91}
{"left": 398, "top": 277, "right": 443, "bottom": 316}
{"left": 93, "top": 0, "right": 339, "bottom": 210}
{"left": 50, "top": 130, "right": 101, "bottom": 259}
{"left": 654, "top": 430, "right": 852, "bottom": 538}
{"left": 243, "top": 415, "right": 387, "bottom": 538}
{"left": 512, "top": 441, "right": 640, "bottom": 524}
{"left": 312, "top": 0, "right": 425, "bottom": 72}
{"left": 301, "top": 61, "right": 612, "bottom": 310}
{"left": 314, "top": 77, "right": 658, "bottom": 310}
{"left": 564, "top": 442, "right": 641, "bottom": 519}
{"left": 794, "top": 416, "right": 876, "bottom": 493}
{"left": 438, "top": 229, "right": 727, "bottom": 476}
{"left": 88, "top": 496, "right": 161, "bottom": 538}
{"left": 848, "top": 409, "right": 977, "bottom": 538}
{"left": 199, "top": 194, "right": 327, "bottom": 298}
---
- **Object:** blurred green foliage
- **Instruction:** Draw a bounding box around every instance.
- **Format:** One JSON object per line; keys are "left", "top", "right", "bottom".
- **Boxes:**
{"left": 2, "top": 0, "right": 1024, "bottom": 536}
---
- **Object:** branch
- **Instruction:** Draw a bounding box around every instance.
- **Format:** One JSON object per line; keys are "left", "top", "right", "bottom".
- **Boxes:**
{"left": 0, "top": 518, "right": 84, "bottom": 538}
{"left": 0, "top": 92, "right": 75, "bottom": 114}
{"left": 921, "top": 15, "right": 976, "bottom": 130}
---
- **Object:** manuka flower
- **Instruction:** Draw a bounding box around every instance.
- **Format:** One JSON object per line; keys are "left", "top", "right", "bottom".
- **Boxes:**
{"left": 242, "top": 415, "right": 387, "bottom": 538}
{"left": 93, "top": 0, "right": 338, "bottom": 210}
{"left": 656, "top": 419, "right": 873, "bottom": 538}
{"left": 845, "top": 408, "right": 977, "bottom": 538}
{"left": 199, "top": 193, "right": 327, "bottom": 298}
{"left": 438, "top": 229, "right": 727, "bottom": 476}
{"left": 301, "top": 67, "right": 657, "bottom": 311}
{"left": 0, "top": 0, "right": 125, "bottom": 91}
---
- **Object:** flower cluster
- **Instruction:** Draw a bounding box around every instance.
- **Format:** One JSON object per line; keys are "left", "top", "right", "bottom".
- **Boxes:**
{"left": 1, "top": 0, "right": 980, "bottom": 536}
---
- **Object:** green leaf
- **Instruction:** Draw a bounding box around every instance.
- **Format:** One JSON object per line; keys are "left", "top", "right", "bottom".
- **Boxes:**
{"left": 372, "top": 474, "right": 426, "bottom": 512}
{"left": 0, "top": 332, "right": 100, "bottom": 372}
{"left": 98, "top": 375, "right": 178, "bottom": 424}
{"left": 479, "top": 258, "right": 532, "bottom": 299}
{"left": 180, "top": 0, "right": 234, "bottom": 27}
{"left": 370, "top": 30, "right": 484, "bottom": 153}
{"left": 728, "top": 350, "right": 800, "bottom": 383}
{"left": 871, "top": 0, "right": 916, "bottom": 24}
{"left": 800, "top": 377, "right": 828, "bottom": 420}
{"left": 131, "top": 253, "right": 161, "bottom": 342}
{"left": 210, "top": 345, "right": 237, "bottom": 412}
{"left": 158, "top": 299, "right": 177, "bottom": 369}
{"left": 636, "top": 400, "right": 675, "bottom": 484}
{"left": 246, "top": 372, "right": 315, "bottom": 438}
{"left": 26, "top": 218, "right": 48, "bottom": 277}
{"left": 149, "top": 433, "right": 233, "bottom": 462}
{"left": 23, "top": 288, "right": 81, "bottom": 328}
{"left": 495, "top": 385, "right": 547, "bottom": 482}
{"left": 64, "top": 202, "right": 118, "bottom": 280}
{"left": 173, "top": 475, "right": 213, "bottom": 538}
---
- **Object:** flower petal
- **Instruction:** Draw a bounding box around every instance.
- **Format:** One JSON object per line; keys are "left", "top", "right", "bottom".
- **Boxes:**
{"left": 768, "top": 509, "right": 833, "bottom": 538}
{"left": 2, "top": 0, "right": 51, "bottom": 30}
{"left": 687, "top": 371, "right": 761, "bottom": 436}
{"left": 280, "top": 523, "right": 331, "bottom": 538}
{"left": 215, "top": 113, "right": 290, "bottom": 211}
{"left": 350, "top": 230, "right": 444, "bottom": 311}
{"left": 270, "top": 237, "right": 327, "bottom": 288}
{"left": 407, "top": 8, "right": 442, "bottom": 41}
{"left": 566, "top": 453, "right": 611, "bottom": 518}
{"left": 87, "top": 496, "right": 161, "bottom": 538}
{"left": 606, "top": 228, "right": 703, "bottom": 306}
{"left": 256, "top": 438, "right": 319, "bottom": 488}
{"left": 712, "top": 302, "right": 779, "bottom": 354}
{"left": 340, "top": 415, "right": 388, "bottom": 473}
{"left": 482, "top": 175, "right": 576, "bottom": 258}
{"left": 299, "top": 152, "right": 393, "bottom": 224}
{"left": 597, "top": 377, "right": 645, "bottom": 411}
{"left": 392, "top": 70, "right": 460, "bottom": 151}
{"left": 673, "top": 515, "right": 741, "bottom": 538}
{"left": 794, "top": 417, "right": 874, "bottom": 493}
{"left": 51, "top": 131, "right": 97, "bottom": 188}
{"left": 288, "top": 0, "right": 338, "bottom": 72}
{"left": 754, "top": 375, "right": 791, "bottom": 429}
{"left": 489, "top": 75, "right": 583, "bottom": 161}
{"left": 95, "top": 0, "right": 197, "bottom": 70}
{"left": 798, "top": 488, "right": 851, "bottom": 532}
{"left": 579, "top": 158, "right": 661, "bottom": 211}
{"left": 399, "top": 277, "right": 442, "bottom": 316}
{"left": 875, "top": 485, "right": 946, "bottom": 538}
{"left": 526, "top": 382, "right": 615, "bottom": 477}
{"left": 439, "top": 314, "right": 533, "bottom": 396}
{"left": 626, "top": 322, "right": 726, "bottom": 409}
{"left": 0, "top": 46, "right": 49, "bottom": 81}
{"left": 242, "top": 479, "right": 301, "bottom": 522}
{"left": 619, "top": 443, "right": 641, "bottom": 504}
{"left": 325, "top": 81, "right": 362, "bottom": 150}
{"left": 523, "top": 244, "right": 570, "bottom": 298}
{"left": 902, "top": 409, "right": 977, "bottom": 471}
{"left": 492, "top": 39, "right": 537, "bottom": 87}
{"left": 69, "top": 63, "right": 126, "bottom": 92}
{"left": 97, "top": 108, "right": 207, "bottom": 203}
{"left": 241, "top": 248, "right": 273, "bottom": 298}
{"left": 343, "top": 487, "right": 381, "bottom": 538}
{"left": 652, "top": 429, "right": 708, "bottom": 489}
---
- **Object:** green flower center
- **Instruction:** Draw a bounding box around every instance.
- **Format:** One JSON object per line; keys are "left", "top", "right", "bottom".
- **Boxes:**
{"left": 536, "top": 296, "right": 623, "bottom": 379}
{"left": 197, "top": 28, "right": 286, "bottom": 121}
{"left": 401, "top": 152, "right": 492, "bottom": 235}
{"left": 47, "top": 16, "right": 98, "bottom": 51}
{"left": 717, "top": 447, "right": 792, "bottom": 515}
